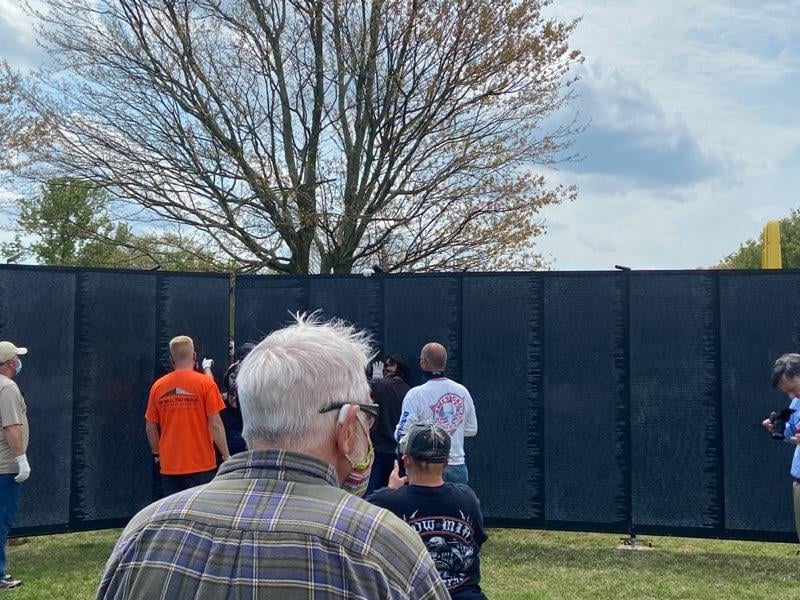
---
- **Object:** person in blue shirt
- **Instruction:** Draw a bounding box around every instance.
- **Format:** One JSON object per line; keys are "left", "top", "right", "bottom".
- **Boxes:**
{"left": 764, "top": 353, "right": 800, "bottom": 542}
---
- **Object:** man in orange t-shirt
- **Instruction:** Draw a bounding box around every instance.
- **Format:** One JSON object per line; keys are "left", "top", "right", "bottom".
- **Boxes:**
{"left": 145, "top": 335, "right": 230, "bottom": 496}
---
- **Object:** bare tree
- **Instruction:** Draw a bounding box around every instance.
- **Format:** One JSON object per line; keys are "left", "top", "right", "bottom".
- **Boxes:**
{"left": 29, "top": 0, "right": 582, "bottom": 274}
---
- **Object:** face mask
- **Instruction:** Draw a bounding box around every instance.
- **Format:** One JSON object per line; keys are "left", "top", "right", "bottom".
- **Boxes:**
{"left": 342, "top": 420, "right": 375, "bottom": 497}
{"left": 14, "top": 358, "right": 21, "bottom": 376}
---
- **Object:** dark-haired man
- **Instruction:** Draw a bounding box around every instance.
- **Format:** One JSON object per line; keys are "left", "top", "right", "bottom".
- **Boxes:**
{"left": 369, "top": 423, "right": 487, "bottom": 599}
{"left": 366, "top": 354, "right": 410, "bottom": 495}
{"left": 220, "top": 342, "right": 256, "bottom": 455}
{"left": 763, "top": 353, "right": 800, "bottom": 542}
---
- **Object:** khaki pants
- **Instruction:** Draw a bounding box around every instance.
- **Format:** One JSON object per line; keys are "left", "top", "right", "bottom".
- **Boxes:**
{"left": 793, "top": 481, "right": 800, "bottom": 541}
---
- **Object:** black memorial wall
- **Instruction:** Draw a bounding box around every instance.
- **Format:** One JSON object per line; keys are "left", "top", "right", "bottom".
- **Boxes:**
{"left": 236, "top": 271, "right": 799, "bottom": 542}
{"left": 0, "top": 266, "right": 230, "bottom": 535}
{"left": 2, "top": 265, "right": 798, "bottom": 541}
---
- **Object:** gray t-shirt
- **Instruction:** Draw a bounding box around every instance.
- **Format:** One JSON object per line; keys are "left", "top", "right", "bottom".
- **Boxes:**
{"left": 0, "top": 374, "right": 28, "bottom": 474}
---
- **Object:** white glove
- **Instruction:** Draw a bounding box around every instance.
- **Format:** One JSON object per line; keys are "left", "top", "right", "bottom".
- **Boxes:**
{"left": 14, "top": 455, "right": 30, "bottom": 483}
{"left": 361, "top": 268, "right": 374, "bottom": 278}
{"left": 371, "top": 360, "right": 384, "bottom": 380}
{"left": 202, "top": 358, "right": 214, "bottom": 369}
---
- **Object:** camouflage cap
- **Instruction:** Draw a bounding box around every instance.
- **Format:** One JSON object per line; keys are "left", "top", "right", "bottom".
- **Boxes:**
{"left": 401, "top": 422, "right": 450, "bottom": 463}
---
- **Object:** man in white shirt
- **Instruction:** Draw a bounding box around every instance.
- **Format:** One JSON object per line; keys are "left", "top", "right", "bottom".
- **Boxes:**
{"left": 395, "top": 343, "right": 477, "bottom": 484}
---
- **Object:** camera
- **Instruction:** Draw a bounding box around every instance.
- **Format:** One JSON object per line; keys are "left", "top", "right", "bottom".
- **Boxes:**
{"left": 768, "top": 408, "right": 796, "bottom": 440}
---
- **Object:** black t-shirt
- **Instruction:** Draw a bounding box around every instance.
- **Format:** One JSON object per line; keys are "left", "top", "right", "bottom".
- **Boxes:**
{"left": 221, "top": 361, "right": 245, "bottom": 454}
{"left": 368, "top": 483, "right": 488, "bottom": 599}
{"left": 369, "top": 376, "right": 410, "bottom": 454}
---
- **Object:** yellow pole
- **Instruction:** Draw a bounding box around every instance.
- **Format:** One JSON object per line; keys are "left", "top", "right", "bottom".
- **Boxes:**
{"left": 761, "top": 220, "right": 782, "bottom": 269}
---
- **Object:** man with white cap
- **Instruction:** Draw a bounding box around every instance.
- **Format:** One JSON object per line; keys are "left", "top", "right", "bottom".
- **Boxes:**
{"left": 0, "top": 341, "right": 29, "bottom": 589}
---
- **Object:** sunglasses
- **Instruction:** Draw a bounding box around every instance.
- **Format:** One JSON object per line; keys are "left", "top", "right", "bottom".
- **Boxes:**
{"left": 319, "top": 402, "right": 379, "bottom": 431}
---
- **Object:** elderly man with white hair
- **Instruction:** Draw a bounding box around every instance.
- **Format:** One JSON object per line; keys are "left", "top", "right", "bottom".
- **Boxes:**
{"left": 98, "top": 315, "right": 448, "bottom": 600}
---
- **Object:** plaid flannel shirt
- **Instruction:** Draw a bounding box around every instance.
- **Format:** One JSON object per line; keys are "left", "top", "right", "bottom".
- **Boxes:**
{"left": 97, "top": 449, "right": 448, "bottom": 599}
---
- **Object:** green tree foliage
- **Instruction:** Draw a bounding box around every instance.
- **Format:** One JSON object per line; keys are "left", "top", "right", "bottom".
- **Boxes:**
{"left": 717, "top": 210, "right": 800, "bottom": 269}
{"left": 3, "top": 178, "right": 225, "bottom": 271}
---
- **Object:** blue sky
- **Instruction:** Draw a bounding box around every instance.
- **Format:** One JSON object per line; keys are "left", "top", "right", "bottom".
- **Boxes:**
{"left": 2, "top": 0, "right": 799, "bottom": 270}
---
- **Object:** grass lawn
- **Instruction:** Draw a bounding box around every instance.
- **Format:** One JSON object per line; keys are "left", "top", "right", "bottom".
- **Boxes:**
{"left": 4, "top": 528, "right": 800, "bottom": 598}
{"left": 4, "top": 529, "right": 119, "bottom": 599}
{"left": 482, "top": 529, "right": 800, "bottom": 599}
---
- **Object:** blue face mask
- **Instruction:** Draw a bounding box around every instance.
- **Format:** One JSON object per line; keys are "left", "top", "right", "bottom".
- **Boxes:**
{"left": 14, "top": 358, "right": 21, "bottom": 376}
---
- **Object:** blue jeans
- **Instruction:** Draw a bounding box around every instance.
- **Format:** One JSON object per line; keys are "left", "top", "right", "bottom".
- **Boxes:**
{"left": 0, "top": 474, "right": 21, "bottom": 578}
{"left": 161, "top": 469, "right": 216, "bottom": 498}
{"left": 444, "top": 463, "right": 469, "bottom": 485}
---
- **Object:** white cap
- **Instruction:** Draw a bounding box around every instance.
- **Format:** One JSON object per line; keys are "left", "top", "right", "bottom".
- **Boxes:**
{"left": 0, "top": 341, "right": 27, "bottom": 363}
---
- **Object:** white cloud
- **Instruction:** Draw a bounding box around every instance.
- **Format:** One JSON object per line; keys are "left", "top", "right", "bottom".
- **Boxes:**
{"left": 537, "top": 0, "right": 800, "bottom": 270}
{"left": 0, "top": 0, "right": 46, "bottom": 68}
{"left": 0, "top": 0, "right": 30, "bottom": 28}
{"left": 561, "top": 64, "right": 720, "bottom": 188}
{"left": 537, "top": 155, "right": 800, "bottom": 270}
{"left": 554, "top": 0, "right": 800, "bottom": 157}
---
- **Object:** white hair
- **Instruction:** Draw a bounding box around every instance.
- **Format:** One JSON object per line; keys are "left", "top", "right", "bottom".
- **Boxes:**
{"left": 237, "top": 313, "right": 373, "bottom": 450}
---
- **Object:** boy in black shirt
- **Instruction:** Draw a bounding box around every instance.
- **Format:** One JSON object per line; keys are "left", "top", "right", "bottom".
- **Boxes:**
{"left": 367, "top": 423, "right": 488, "bottom": 599}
